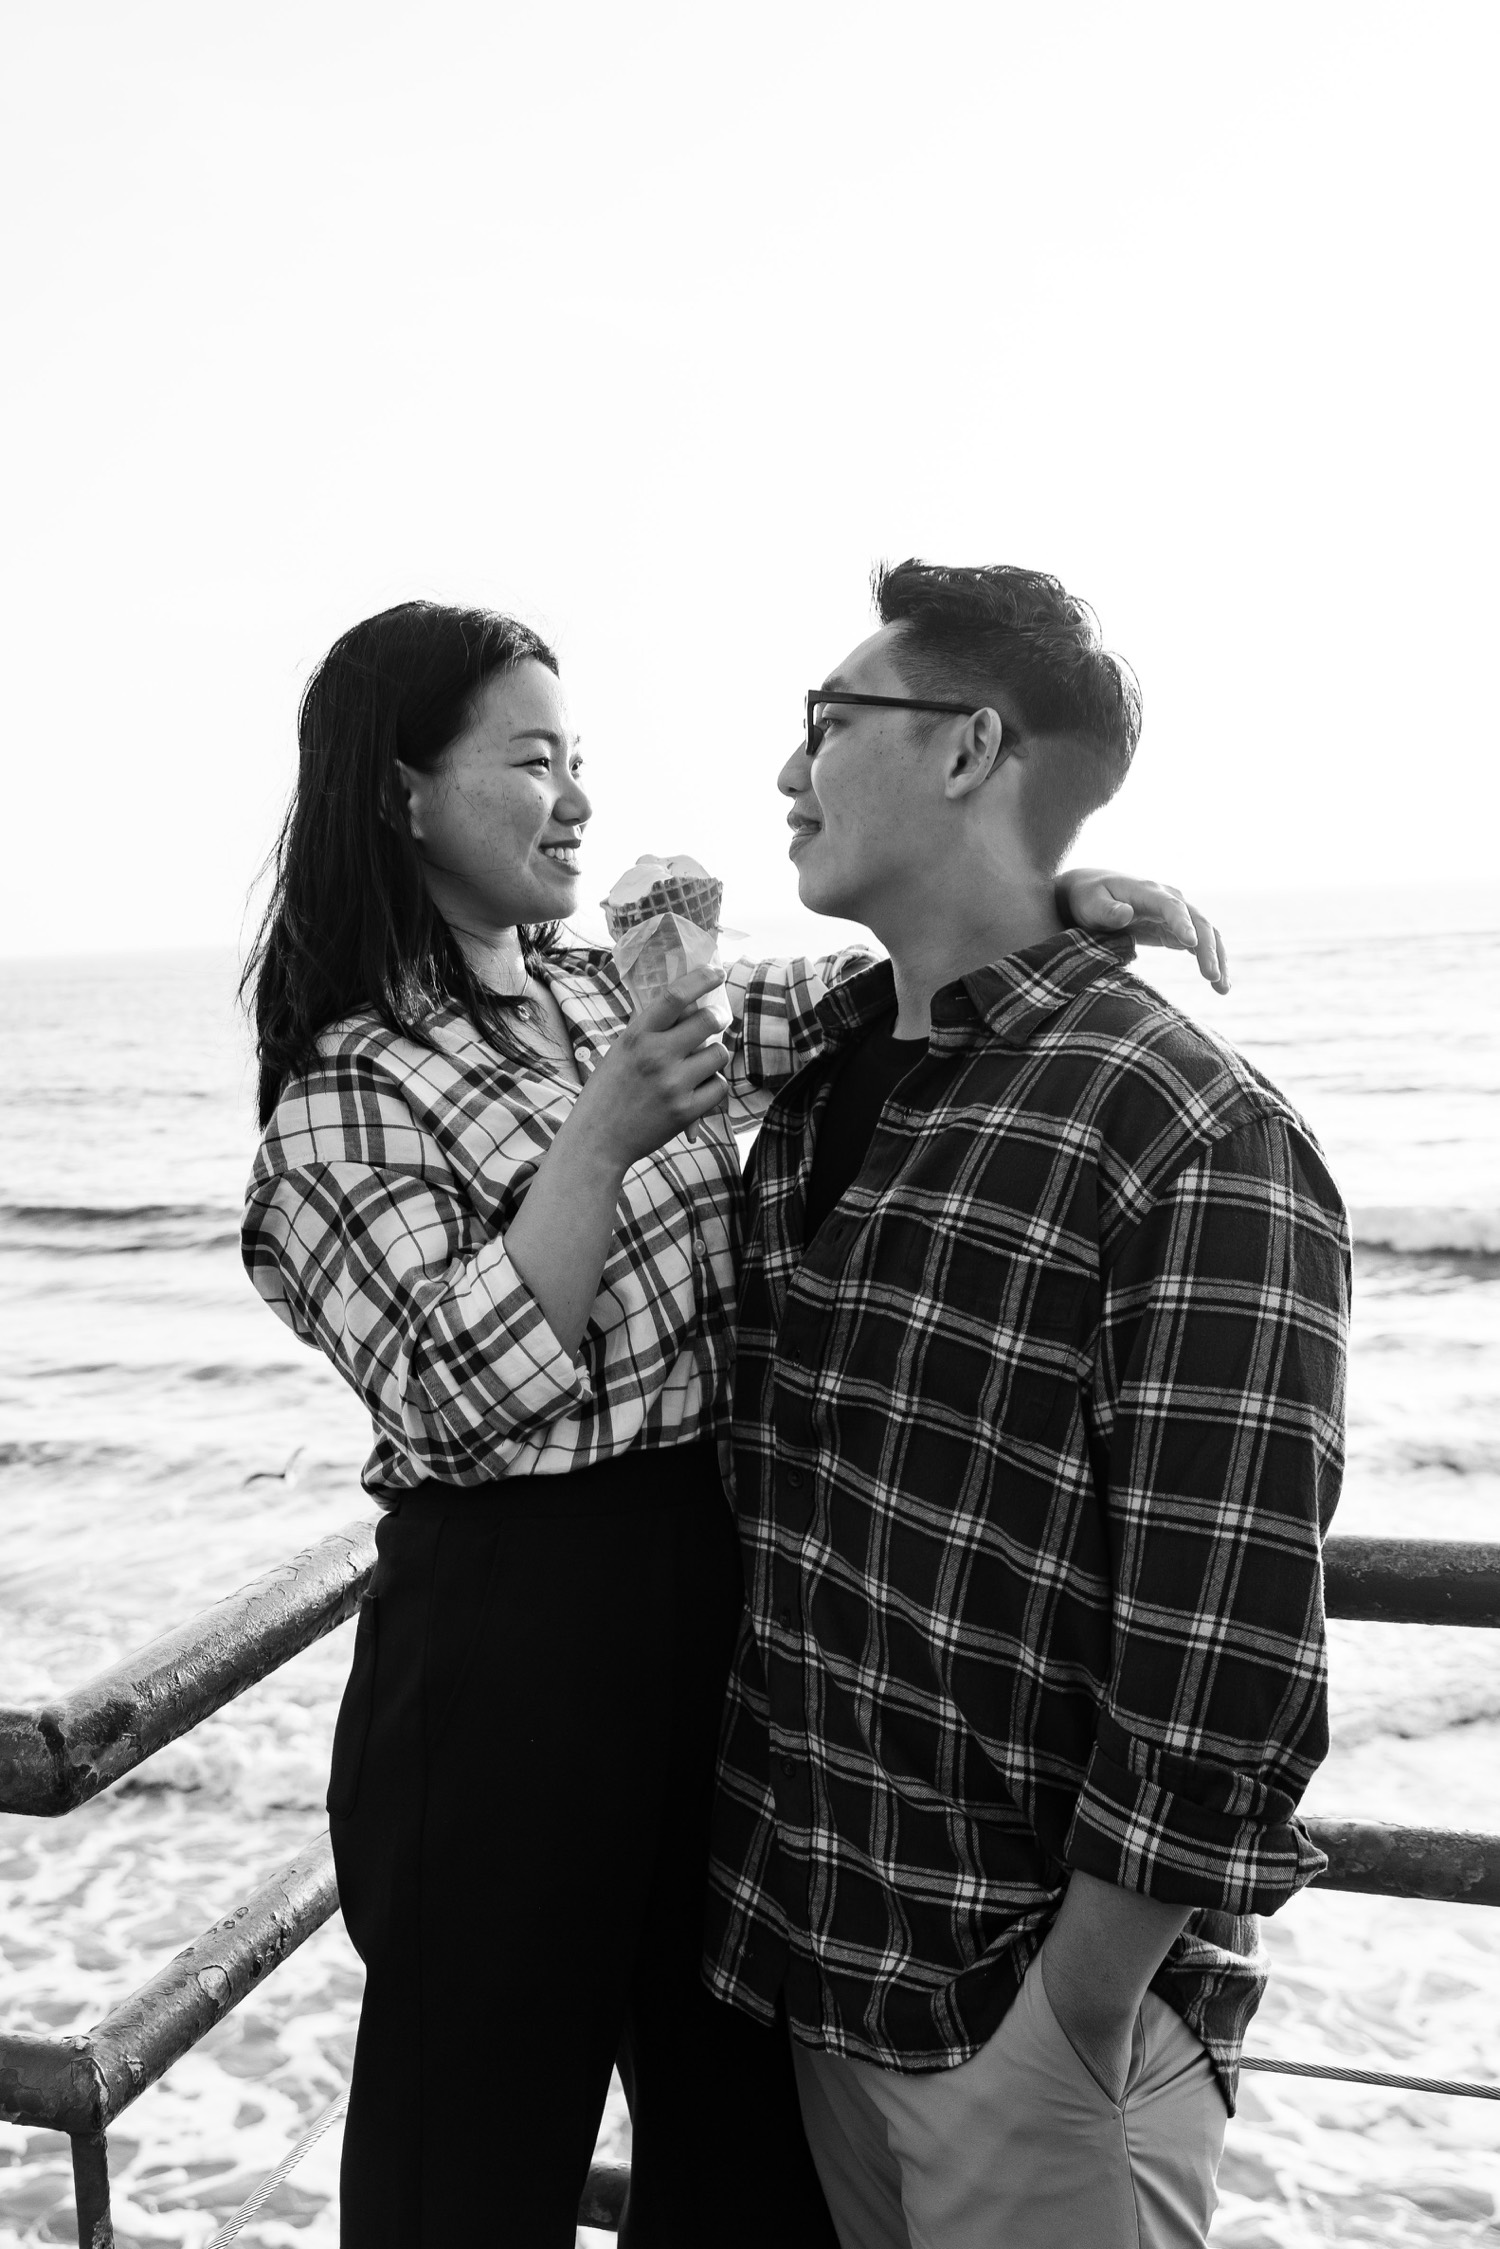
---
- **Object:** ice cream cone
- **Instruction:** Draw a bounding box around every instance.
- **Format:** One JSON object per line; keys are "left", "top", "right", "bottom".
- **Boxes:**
{"left": 603, "top": 854, "right": 732, "bottom": 1038}
{"left": 603, "top": 871, "right": 724, "bottom": 941}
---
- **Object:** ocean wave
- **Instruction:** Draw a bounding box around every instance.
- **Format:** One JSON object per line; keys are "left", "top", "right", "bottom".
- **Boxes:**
{"left": 1351, "top": 1206, "right": 1500, "bottom": 1256}
{"left": 11, "top": 1199, "right": 1498, "bottom": 1257}
{"left": 0, "top": 1200, "right": 240, "bottom": 1254}
{"left": 1349, "top": 1436, "right": 1500, "bottom": 1480}
{"left": 0, "top": 1436, "right": 156, "bottom": 1471}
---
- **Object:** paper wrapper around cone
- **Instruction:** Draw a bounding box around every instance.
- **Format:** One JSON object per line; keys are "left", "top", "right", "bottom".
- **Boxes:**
{"left": 604, "top": 865, "right": 733, "bottom": 1031}
{"left": 604, "top": 871, "right": 724, "bottom": 939}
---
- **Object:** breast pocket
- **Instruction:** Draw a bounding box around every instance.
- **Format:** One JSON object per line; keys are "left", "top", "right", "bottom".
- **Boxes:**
{"left": 939, "top": 1235, "right": 1093, "bottom": 1443}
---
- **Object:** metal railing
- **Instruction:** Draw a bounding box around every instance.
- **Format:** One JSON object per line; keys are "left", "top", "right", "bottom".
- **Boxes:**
{"left": 0, "top": 1523, "right": 375, "bottom": 1819}
{"left": 2, "top": 1528, "right": 1498, "bottom": 2245}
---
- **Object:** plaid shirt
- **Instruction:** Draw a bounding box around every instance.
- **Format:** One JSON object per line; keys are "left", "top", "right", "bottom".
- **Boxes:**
{"left": 706, "top": 931, "right": 1350, "bottom": 2108}
{"left": 242, "top": 945, "right": 862, "bottom": 1495}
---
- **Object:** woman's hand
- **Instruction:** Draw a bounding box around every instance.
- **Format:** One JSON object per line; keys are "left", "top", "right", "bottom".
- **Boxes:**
{"left": 504, "top": 968, "right": 729, "bottom": 1355}
{"left": 1056, "top": 868, "right": 1230, "bottom": 995}
{"left": 569, "top": 967, "right": 730, "bottom": 1172}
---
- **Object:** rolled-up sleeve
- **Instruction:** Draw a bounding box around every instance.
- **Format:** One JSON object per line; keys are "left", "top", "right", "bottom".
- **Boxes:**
{"left": 1065, "top": 1113, "right": 1351, "bottom": 1915}
{"left": 242, "top": 1063, "right": 590, "bottom": 1484}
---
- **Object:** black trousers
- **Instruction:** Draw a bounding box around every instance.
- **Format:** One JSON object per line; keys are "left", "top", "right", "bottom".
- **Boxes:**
{"left": 329, "top": 1442, "right": 835, "bottom": 2247}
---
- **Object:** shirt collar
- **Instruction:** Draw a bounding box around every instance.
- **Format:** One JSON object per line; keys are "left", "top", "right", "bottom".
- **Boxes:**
{"left": 814, "top": 927, "right": 1137, "bottom": 1053}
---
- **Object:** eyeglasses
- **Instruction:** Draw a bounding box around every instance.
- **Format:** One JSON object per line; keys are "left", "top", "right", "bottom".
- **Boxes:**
{"left": 804, "top": 688, "right": 977, "bottom": 758}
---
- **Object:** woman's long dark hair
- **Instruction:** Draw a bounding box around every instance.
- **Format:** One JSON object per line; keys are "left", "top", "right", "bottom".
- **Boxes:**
{"left": 243, "top": 600, "right": 563, "bottom": 1125}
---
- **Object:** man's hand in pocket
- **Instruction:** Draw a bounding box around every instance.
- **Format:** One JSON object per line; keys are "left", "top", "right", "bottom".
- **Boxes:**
{"left": 1038, "top": 1870, "right": 1193, "bottom": 2104}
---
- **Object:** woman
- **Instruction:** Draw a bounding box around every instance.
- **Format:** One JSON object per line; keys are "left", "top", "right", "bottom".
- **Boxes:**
{"left": 241, "top": 600, "right": 1223, "bottom": 2246}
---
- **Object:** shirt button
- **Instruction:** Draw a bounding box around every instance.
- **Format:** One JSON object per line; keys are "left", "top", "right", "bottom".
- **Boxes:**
{"left": 692, "top": 1235, "right": 708, "bottom": 1262}
{"left": 786, "top": 1469, "right": 804, "bottom": 1489}
{"left": 781, "top": 1757, "right": 796, "bottom": 1776}
{"left": 777, "top": 1605, "right": 793, "bottom": 1628}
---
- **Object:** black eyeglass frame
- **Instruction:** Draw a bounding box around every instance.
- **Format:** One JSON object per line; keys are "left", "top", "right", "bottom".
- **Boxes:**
{"left": 803, "top": 688, "right": 978, "bottom": 757}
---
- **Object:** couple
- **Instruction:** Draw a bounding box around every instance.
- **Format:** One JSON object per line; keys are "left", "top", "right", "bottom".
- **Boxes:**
{"left": 241, "top": 560, "right": 1349, "bottom": 2247}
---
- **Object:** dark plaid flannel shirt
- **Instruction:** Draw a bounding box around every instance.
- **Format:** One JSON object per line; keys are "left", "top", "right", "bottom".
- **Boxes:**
{"left": 242, "top": 945, "right": 862, "bottom": 1495}
{"left": 706, "top": 931, "right": 1350, "bottom": 2109}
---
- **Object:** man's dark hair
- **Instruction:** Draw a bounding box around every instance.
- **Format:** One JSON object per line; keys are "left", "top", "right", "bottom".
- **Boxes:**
{"left": 873, "top": 559, "right": 1142, "bottom": 870}
{"left": 242, "top": 601, "right": 562, "bottom": 1126}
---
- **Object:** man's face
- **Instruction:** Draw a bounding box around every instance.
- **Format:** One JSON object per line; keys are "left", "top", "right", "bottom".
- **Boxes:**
{"left": 778, "top": 623, "right": 951, "bottom": 922}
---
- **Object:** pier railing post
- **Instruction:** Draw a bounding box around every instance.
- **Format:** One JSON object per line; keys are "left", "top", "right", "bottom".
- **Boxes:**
{"left": 70, "top": 2130, "right": 112, "bottom": 2249}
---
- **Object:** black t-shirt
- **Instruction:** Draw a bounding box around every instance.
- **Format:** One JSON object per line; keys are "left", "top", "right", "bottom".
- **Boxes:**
{"left": 802, "top": 1011, "right": 929, "bottom": 1242}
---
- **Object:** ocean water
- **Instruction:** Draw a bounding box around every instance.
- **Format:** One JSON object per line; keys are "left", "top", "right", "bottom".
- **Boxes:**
{"left": 2, "top": 894, "right": 1499, "bottom": 2247}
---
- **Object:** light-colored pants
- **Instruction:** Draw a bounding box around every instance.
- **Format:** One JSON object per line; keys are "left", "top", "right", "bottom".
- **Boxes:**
{"left": 792, "top": 1957, "right": 1228, "bottom": 2248}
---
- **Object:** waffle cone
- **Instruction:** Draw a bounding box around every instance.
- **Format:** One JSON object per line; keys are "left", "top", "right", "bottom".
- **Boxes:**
{"left": 603, "top": 872, "right": 724, "bottom": 940}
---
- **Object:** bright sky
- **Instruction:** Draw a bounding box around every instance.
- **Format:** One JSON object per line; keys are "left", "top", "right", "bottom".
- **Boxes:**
{"left": 3, "top": 1, "right": 1496, "bottom": 957}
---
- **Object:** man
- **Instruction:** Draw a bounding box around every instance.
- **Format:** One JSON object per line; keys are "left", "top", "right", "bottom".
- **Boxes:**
{"left": 706, "top": 561, "right": 1350, "bottom": 2246}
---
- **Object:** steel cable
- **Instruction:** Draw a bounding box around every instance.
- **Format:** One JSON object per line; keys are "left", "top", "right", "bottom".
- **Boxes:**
{"left": 1242, "top": 2055, "right": 1500, "bottom": 2100}
{"left": 203, "top": 2090, "right": 349, "bottom": 2247}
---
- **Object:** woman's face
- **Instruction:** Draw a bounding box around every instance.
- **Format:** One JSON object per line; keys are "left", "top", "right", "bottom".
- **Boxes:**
{"left": 399, "top": 660, "right": 591, "bottom": 933}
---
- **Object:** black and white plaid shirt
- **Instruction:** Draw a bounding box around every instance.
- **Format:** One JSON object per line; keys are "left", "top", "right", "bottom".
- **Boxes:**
{"left": 242, "top": 945, "right": 862, "bottom": 1494}
{"left": 706, "top": 931, "right": 1350, "bottom": 2108}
